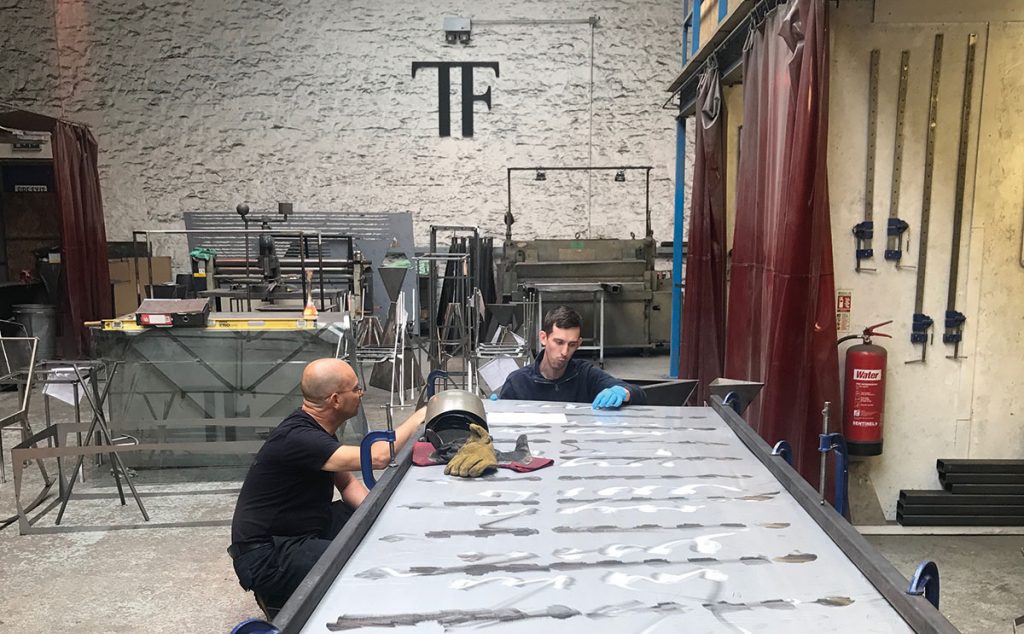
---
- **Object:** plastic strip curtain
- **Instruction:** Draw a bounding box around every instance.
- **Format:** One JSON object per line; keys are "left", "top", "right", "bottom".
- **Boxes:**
{"left": 724, "top": 0, "right": 840, "bottom": 484}
{"left": 679, "top": 59, "right": 727, "bottom": 404}
{"left": 52, "top": 122, "right": 112, "bottom": 357}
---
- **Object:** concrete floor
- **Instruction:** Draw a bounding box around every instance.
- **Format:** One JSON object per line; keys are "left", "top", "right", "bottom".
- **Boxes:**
{"left": 0, "top": 354, "right": 1021, "bottom": 633}
{"left": 868, "top": 535, "right": 1024, "bottom": 633}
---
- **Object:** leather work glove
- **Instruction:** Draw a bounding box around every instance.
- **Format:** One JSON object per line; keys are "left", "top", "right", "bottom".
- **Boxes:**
{"left": 424, "top": 428, "right": 465, "bottom": 463}
{"left": 495, "top": 434, "right": 534, "bottom": 464}
{"left": 592, "top": 385, "right": 629, "bottom": 410}
{"left": 445, "top": 424, "right": 498, "bottom": 477}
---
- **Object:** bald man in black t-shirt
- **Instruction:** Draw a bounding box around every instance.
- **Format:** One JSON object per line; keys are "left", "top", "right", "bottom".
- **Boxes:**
{"left": 229, "top": 358, "right": 425, "bottom": 618}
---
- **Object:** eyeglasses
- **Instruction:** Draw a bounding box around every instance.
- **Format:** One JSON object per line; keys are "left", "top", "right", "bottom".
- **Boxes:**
{"left": 334, "top": 384, "right": 365, "bottom": 398}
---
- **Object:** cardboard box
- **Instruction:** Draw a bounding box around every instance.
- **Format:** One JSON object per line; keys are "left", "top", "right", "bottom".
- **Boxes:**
{"left": 111, "top": 282, "right": 139, "bottom": 317}
{"left": 109, "top": 257, "right": 173, "bottom": 316}
{"left": 108, "top": 257, "right": 172, "bottom": 285}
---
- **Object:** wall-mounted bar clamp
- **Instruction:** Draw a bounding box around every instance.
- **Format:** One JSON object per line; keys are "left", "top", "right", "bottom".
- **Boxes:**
{"left": 884, "top": 218, "right": 910, "bottom": 262}
{"left": 884, "top": 51, "right": 911, "bottom": 265}
{"left": 943, "top": 34, "right": 977, "bottom": 362}
{"left": 906, "top": 35, "right": 944, "bottom": 365}
{"left": 855, "top": 50, "right": 881, "bottom": 273}
{"left": 942, "top": 310, "right": 966, "bottom": 358}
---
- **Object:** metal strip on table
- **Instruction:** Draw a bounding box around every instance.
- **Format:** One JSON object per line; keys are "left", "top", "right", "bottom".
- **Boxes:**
{"left": 278, "top": 400, "right": 956, "bottom": 633}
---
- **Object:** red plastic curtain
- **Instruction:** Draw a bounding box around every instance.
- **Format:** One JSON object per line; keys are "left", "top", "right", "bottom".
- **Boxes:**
{"left": 52, "top": 121, "right": 112, "bottom": 357}
{"left": 725, "top": 0, "right": 839, "bottom": 483}
{"left": 679, "top": 62, "right": 727, "bottom": 404}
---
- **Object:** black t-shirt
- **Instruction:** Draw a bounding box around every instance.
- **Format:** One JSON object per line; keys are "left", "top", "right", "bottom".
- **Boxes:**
{"left": 231, "top": 409, "right": 341, "bottom": 545}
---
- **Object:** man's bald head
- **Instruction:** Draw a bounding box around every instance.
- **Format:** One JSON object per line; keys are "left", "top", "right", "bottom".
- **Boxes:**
{"left": 301, "top": 358, "right": 356, "bottom": 405}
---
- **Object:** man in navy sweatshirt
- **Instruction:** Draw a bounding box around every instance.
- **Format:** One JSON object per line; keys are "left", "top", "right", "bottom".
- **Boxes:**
{"left": 499, "top": 305, "right": 646, "bottom": 409}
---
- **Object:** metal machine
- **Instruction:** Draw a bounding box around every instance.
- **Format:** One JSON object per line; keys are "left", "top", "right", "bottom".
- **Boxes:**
{"left": 129, "top": 227, "right": 356, "bottom": 313}
{"left": 501, "top": 165, "right": 672, "bottom": 352}
{"left": 183, "top": 210, "right": 418, "bottom": 323}
{"left": 501, "top": 238, "right": 672, "bottom": 351}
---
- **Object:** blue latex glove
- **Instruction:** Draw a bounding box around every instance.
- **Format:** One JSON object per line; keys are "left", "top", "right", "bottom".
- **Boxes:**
{"left": 489, "top": 393, "right": 499, "bottom": 401}
{"left": 592, "top": 385, "right": 629, "bottom": 410}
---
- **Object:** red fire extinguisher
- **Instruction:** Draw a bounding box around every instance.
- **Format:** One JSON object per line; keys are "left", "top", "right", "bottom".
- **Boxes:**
{"left": 838, "top": 321, "right": 891, "bottom": 456}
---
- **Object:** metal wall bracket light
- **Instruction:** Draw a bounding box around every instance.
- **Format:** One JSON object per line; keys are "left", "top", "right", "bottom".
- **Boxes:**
{"left": 535, "top": 170, "right": 546, "bottom": 181}
{"left": 614, "top": 169, "right": 626, "bottom": 182}
{"left": 443, "top": 17, "right": 472, "bottom": 45}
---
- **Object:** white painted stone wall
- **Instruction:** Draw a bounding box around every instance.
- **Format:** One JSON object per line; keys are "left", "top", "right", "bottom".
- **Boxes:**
{"left": 1, "top": 0, "right": 59, "bottom": 112}
{"left": 1, "top": 0, "right": 688, "bottom": 253}
{"left": 829, "top": 1, "right": 1024, "bottom": 519}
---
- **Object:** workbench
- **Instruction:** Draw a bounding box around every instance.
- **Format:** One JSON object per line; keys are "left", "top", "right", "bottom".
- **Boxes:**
{"left": 91, "top": 312, "right": 367, "bottom": 467}
{"left": 272, "top": 398, "right": 957, "bottom": 633}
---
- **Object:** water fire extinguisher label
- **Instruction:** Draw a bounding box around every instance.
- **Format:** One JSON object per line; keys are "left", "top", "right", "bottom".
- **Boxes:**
{"left": 848, "top": 362, "right": 885, "bottom": 438}
{"left": 850, "top": 381, "right": 883, "bottom": 429}
{"left": 836, "top": 290, "right": 852, "bottom": 333}
{"left": 853, "top": 369, "right": 881, "bottom": 382}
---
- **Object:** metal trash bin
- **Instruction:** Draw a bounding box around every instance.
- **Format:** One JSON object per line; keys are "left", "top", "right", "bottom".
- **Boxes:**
{"left": 13, "top": 304, "right": 57, "bottom": 359}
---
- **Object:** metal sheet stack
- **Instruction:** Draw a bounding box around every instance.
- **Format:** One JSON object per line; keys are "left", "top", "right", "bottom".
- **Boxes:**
{"left": 898, "top": 459, "right": 1024, "bottom": 526}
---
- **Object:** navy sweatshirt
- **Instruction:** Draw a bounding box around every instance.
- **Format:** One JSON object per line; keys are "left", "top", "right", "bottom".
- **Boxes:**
{"left": 499, "top": 351, "right": 647, "bottom": 405}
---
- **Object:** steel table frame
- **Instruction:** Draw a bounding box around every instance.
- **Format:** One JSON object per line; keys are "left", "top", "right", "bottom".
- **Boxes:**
{"left": 9, "top": 421, "right": 261, "bottom": 534}
{"left": 93, "top": 315, "right": 369, "bottom": 442}
{"left": 272, "top": 396, "right": 957, "bottom": 633}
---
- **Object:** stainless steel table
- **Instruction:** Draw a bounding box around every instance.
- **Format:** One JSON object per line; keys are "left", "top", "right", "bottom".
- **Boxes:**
{"left": 90, "top": 313, "right": 368, "bottom": 467}
{"left": 275, "top": 398, "right": 957, "bottom": 633}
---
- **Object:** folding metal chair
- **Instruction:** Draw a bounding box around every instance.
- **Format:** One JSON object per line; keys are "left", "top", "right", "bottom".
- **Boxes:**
{"left": 0, "top": 336, "right": 51, "bottom": 486}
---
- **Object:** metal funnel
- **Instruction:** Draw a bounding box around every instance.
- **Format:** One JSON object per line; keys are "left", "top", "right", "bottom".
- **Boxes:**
{"left": 379, "top": 266, "right": 408, "bottom": 303}
{"left": 487, "top": 304, "right": 515, "bottom": 326}
{"left": 709, "top": 378, "right": 764, "bottom": 415}
{"left": 357, "top": 317, "right": 384, "bottom": 347}
{"left": 638, "top": 379, "right": 699, "bottom": 406}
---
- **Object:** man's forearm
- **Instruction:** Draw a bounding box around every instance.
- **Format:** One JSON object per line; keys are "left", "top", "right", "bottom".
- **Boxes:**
{"left": 336, "top": 471, "right": 369, "bottom": 507}
{"left": 369, "top": 407, "right": 426, "bottom": 468}
{"left": 395, "top": 407, "right": 426, "bottom": 447}
{"left": 624, "top": 383, "right": 646, "bottom": 405}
